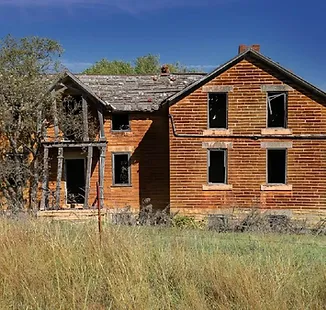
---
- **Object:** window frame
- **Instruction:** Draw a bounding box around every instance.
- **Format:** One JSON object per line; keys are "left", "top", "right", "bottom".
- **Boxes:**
{"left": 207, "top": 148, "right": 228, "bottom": 185}
{"left": 207, "top": 92, "right": 228, "bottom": 129}
{"left": 112, "top": 152, "right": 132, "bottom": 186}
{"left": 266, "top": 148, "right": 287, "bottom": 185}
{"left": 266, "top": 91, "right": 288, "bottom": 129}
{"left": 111, "top": 113, "right": 131, "bottom": 132}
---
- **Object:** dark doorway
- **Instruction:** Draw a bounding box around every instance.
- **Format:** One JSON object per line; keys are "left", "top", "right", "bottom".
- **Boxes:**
{"left": 65, "top": 159, "right": 85, "bottom": 204}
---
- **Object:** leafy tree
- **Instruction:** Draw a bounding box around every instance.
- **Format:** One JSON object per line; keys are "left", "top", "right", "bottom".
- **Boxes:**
{"left": 83, "top": 58, "right": 134, "bottom": 75}
{"left": 0, "top": 35, "right": 63, "bottom": 213}
{"left": 134, "top": 54, "right": 160, "bottom": 74}
{"left": 82, "top": 54, "right": 200, "bottom": 75}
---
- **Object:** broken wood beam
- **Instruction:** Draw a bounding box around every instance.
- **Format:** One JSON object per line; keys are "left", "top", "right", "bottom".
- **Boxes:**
{"left": 55, "top": 147, "right": 64, "bottom": 209}
{"left": 97, "top": 106, "right": 105, "bottom": 141}
{"left": 40, "top": 147, "right": 49, "bottom": 210}
{"left": 84, "top": 146, "right": 93, "bottom": 209}
{"left": 42, "top": 141, "right": 107, "bottom": 148}
{"left": 82, "top": 96, "right": 89, "bottom": 141}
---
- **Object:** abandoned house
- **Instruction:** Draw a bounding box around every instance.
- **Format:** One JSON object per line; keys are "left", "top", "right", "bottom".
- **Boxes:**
{"left": 41, "top": 44, "right": 326, "bottom": 220}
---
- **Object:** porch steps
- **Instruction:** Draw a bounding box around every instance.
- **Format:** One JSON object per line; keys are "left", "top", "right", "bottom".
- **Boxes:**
{"left": 37, "top": 209, "right": 107, "bottom": 221}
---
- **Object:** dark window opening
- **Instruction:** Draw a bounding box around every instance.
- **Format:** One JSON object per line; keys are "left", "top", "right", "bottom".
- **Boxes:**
{"left": 267, "top": 149, "right": 286, "bottom": 184}
{"left": 112, "top": 113, "right": 130, "bottom": 131}
{"left": 65, "top": 159, "right": 85, "bottom": 204}
{"left": 208, "top": 93, "right": 227, "bottom": 129}
{"left": 208, "top": 149, "right": 227, "bottom": 184}
{"left": 113, "top": 153, "right": 130, "bottom": 185}
{"left": 267, "top": 92, "right": 287, "bottom": 128}
{"left": 62, "top": 95, "right": 83, "bottom": 140}
{"left": 63, "top": 95, "right": 82, "bottom": 115}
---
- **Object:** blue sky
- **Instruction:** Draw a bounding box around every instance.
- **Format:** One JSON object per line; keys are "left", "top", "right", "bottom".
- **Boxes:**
{"left": 0, "top": 0, "right": 325, "bottom": 89}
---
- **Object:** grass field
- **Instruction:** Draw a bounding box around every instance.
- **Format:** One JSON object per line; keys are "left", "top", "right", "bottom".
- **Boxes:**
{"left": 0, "top": 219, "right": 325, "bottom": 309}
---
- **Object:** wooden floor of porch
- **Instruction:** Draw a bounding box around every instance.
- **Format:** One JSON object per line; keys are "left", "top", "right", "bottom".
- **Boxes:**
{"left": 37, "top": 208, "right": 107, "bottom": 220}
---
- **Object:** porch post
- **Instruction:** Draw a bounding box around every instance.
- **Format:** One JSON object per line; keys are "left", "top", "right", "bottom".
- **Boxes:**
{"left": 55, "top": 147, "right": 64, "bottom": 209}
{"left": 52, "top": 90, "right": 59, "bottom": 141}
{"left": 82, "top": 96, "right": 89, "bottom": 141}
{"left": 84, "top": 146, "right": 93, "bottom": 208}
{"left": 40, "top": 146, "right": 49, "bottom": 210}
{"left": 99, "top": 146, "right": 106, "bottom": 209}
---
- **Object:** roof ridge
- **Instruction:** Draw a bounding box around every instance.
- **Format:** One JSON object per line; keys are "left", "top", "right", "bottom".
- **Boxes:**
{"left": 75, "top": 72, "right": 207, "bottom": 77}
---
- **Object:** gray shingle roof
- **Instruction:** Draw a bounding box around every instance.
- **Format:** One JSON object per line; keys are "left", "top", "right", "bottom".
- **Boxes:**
{"left": 76, "top": 73, "right": 206, "bottom": 111}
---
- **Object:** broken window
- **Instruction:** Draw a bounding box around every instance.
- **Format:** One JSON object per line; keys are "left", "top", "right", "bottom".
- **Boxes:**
{"left": 208, "top": 93, "right": 227, "bottom": 129}
{"left": 267, "top": 149, "right": 286, "bottom": 184}
{"left": 63, "top": 95, "right": 82, "bottom": 114}
{"left": 112, "top": 113, "right": 130, "bottom": 131}
{"left": 208, "top": 149, "right": 227, "bottom": 184}
{"left": 113, "top": 153, "right": 131, "bottom": 185}
{"left": 267, "top": 92, "right": 287, "bottom": 128}
{"left": 61, "top": 94, "right": 83, "bottom": 140}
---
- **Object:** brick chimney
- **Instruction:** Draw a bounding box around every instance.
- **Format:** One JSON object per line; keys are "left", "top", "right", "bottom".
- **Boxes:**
{"left": 238, "top": 44, "right": 248, "bottom": 54}
{"left": 251, "top": 44, "right": 260, "bottom": 52}
{"left": 161, "top": 64, "right": 170, "bottom": 75}
{"left": 238, "top": 44, "right": 260, "bottom": 54}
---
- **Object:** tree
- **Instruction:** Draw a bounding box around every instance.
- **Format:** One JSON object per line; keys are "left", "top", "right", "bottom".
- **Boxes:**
{"left": 0, "top": 35, "right": 63, "bottom": 213}
{"left": 82, "top": 58, "right": 134, "bottom": 75}
{"left": 134, "top": 54, "right": 160, "bottom": 74}
{"left": 82, "top": 54, "right": 199, "bottom": 75}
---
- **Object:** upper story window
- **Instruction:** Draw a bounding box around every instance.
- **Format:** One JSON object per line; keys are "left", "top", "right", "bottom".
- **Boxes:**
{"left": 208, "top": 149, "right": 227, "bottom": 184}
{"left": 62, "top": 94, "right": 83, "bottom": 141}
{"left": 112, "top": 113, "right": 130, "bottom": 131}
{"left": 208, "top": 93, "right": 227, "bottom": 129}
{"left": 267, "top": 92, "right": 287, "bottom": 128}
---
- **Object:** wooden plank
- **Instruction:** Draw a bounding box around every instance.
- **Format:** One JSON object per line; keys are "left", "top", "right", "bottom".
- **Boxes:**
{"left": 55, "top": 147, "right": 64, "bottom": 209}
{"left": 99, "top": 146, "right": 106, "bottom": 209}
{"left": 52, "top": 91, "right": 59, "bottom": 141}
{"left": 40, "top": 147, "right": 49, "bottom": 210}
{"left": 84, "top": 146, "right": 93, "bottom": 208}
{"left": 82, "top": 96, "right": 89, "bottom": 141}
{"left": 97, "top": 106, "right": 105, "bottom": 141}
{"left": 42, "top": 142, "right": 107, "bottom": 148}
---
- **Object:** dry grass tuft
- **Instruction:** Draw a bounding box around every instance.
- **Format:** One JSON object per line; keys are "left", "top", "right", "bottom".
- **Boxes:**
{"left": 0, "top": 218, "right": 325, "bottom": 309}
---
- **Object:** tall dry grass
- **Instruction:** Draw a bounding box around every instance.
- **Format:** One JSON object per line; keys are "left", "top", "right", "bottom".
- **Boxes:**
{"left": 0, "top": 219, "right": 325, "bottom": 309}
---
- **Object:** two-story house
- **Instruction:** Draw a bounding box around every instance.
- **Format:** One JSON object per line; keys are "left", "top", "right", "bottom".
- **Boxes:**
{"left": 41, "top": 45, "right": 326, "bottom": 221}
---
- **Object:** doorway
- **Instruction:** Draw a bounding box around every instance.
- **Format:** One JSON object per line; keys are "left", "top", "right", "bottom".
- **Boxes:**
{"left": 65, "top": 159, "right": 86, "bottom": 204}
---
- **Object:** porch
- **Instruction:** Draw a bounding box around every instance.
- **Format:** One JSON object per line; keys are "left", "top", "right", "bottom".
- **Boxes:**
{"left": 40, "top": 141, "right": 107, "bottom": 211}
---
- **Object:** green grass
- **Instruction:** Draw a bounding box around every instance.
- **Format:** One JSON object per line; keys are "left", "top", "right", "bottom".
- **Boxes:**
{"left": 0, "top": 219, "right": 325, "bottom": 309}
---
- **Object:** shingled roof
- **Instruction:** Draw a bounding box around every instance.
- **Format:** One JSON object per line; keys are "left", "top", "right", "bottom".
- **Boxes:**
{"left": 75, "top": 73, "right": 206, "bottom": 111}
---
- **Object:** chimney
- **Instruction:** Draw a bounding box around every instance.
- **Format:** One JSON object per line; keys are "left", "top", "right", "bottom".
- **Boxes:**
{"left": 161, "top": 64, "right": 170, "bottom": 75}
{"left": 238, "top": 44, "right": 248, "bottom": 54}
{"left": 238, "top": 44, "right": 260, "bottom": 54}
{"left": 251, "top": 44, "right": 260, "bottom": 52}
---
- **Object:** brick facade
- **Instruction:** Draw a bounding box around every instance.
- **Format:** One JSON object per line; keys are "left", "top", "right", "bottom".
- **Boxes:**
{"left": 47, "top": 109, "right": 169, "bottom": 211}
{"left": 101, "top": 109, "right": 169, "bottom": 210}
{"left": 169, "top": 57, "right": 326, "bottom": 216}
{"left": 44, "top": 50, "right": 326, "bottom": 220}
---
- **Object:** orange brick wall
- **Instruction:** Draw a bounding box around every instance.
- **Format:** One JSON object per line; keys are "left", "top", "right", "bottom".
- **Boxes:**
{"left": 101, "top": 109, "right": 170, "bottom": 210}
{"left": 169, "top": 58, "right": 326, "bottom": 215}
{"left": 48, "top": 109, "right": 170, "bottom": 211}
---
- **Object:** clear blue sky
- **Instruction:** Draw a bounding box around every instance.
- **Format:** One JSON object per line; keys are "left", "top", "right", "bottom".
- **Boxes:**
{"left": 0, "top": 0, "right": 325, "bottom": 89}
